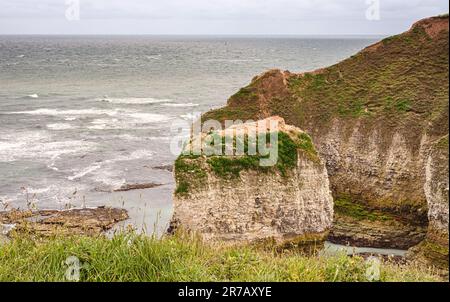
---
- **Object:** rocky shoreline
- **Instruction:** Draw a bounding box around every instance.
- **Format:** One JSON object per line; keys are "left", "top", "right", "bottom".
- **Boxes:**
{"left": 0, "top": 207, "right": 128, "bottom": 239}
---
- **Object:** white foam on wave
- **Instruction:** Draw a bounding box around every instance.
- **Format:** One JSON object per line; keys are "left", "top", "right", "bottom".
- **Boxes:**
{"left": 128, "top": 113, "right": 170, "bottom": 123}
{"left": 91, "top": 168, "right": 126, "bottom": 190}
{"left": 145, "top": 136, "right": 171, "bottom": 141}
{"left": 27, "top": 94, "right": 39, "bottom": 99}
{"left": 88, "top": 150, "right": 154, "bottom": 189}
{"left": 0, "top": 141, "right": 23, "bottom": 152}
{"left": 38, "top": 141, "right": 98, "bottom": 160}
{"left": 180, "top": 112, "right": 202, "bottom": 120}
{"left": 26, "top": 186, "right": 53, "bottom": 194}
{"left": 48, "top": 161, "right": 59, "bottom": 171}
{"left": 68, "top": 164, "right": 102, "bottom": 181}
{"left": 104, "top": 149, "right": 154, "bottom": 164}
{"left": 47, "top": 123, "right": 76, "bottom": 130}
{"left": 145, "top": 54, "right": 161, "bottom": 60}
{"left": 87, "top": 118, "right": 120, "bottom": 130}
{"left": 65, "top": 149, "right": 153, "bottom": 184}
{"left": 7, "top": 108, "right": 126, "bottom": 116}
{"left": 99, "top": 97, "right": 172, "bottom": 105}
{"left": 162, "top": 102, "right": 199, "bottom": 108}
{"left": 6, "top": 107, "right": 171, "bottom": 130}
{"left": 0, "top": 131, "right": 98, "bottom": 162}
{"left": 88, "top": 113, "right": 170, "bottom": 130}
{"left": 128, "top": 149, "right": 155, "bottom": 160}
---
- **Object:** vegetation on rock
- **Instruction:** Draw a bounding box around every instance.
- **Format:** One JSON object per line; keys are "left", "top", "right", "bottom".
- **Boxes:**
{"left": 174, "top": 129, "right": 320, "bottom": 195}
{"left": 201, "top": 16, "right": 449, "bottom": 258}
{"left": 334, "top": 197, "right": 393, "bottom": 222}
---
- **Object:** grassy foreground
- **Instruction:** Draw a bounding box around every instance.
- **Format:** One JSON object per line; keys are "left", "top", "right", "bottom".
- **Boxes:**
{"left": 0, "top": 232, "right": 443, "bottom": 282}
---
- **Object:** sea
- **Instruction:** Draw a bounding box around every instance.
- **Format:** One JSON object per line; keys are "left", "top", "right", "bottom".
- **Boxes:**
{"left": 0, "top": 35, "right": 379, "bottom": 234}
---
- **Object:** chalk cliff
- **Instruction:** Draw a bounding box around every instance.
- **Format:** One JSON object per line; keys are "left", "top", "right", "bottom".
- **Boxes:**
{"left": 201, "top": 15, "right": 449, "bottom": 268}
{"left": 170, "top": 117, "right": 334, "bottom": 246}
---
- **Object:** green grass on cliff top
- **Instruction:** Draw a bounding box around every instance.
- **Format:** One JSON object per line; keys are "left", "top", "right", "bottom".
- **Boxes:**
{"left": 174, "top": 131, "right": 319, "bottom": 195}
{"left": 282, "top": 23, "right": 448, "bottom": 128}
{"left": 0, "top": 232, "right": 442, "bottom": 282}
{"left": 203, "top": 17, "right": 449, "bottom": 133}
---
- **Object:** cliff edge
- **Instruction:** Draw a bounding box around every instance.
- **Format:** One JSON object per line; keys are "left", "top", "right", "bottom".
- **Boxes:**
{"left": 170, "top": 117, "right": 334, "bottom": 247}
{"left": 202, "top": 15, "right": 449, "bottom": 268}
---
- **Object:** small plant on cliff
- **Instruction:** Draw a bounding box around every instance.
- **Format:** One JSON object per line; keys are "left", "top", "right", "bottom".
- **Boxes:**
{"left": 174, "top": 156, "right": 206, "bottom": 196}
{"left": 334, "top": 197, "right": 393, "bottom": 222}
{"left": 174, "top": 130, "right": 320, "bottom": 188}
{"left": 296, "top": 132, "right": 319, "bottom": 162}
{"left": 436, "top": 135, "right": 449, "bottom": 149}
{"left": 206, "top": 131, "right": 312, "bottom": 179}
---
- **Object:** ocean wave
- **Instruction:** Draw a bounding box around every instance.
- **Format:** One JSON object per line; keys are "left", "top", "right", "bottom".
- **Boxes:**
{"left": 68, "top": 164, "right": 102, "bottom": 181}
{"left": 207, "top": 58, "right": 261, "bottom": 63}
{"left": 98, "top": 97, "right": 172, "bottom": 105}
{"left": 25, "top": 186, "right": 54, "bottom": 194}
{"left": 145, "top": 54, "right": 162, "bottom": 60}
{"left": 127, "top": 113, "right": 171, "bottom": 122}
{"left": 87, "top": 113, "right": 171, "bottom": 130}
{"left": 0, "top": 131, "right": 98, "bottom": 162}
{"left": 104, "top": 149, "right": 154, "bottom": 164}
{"left": 91, "top": 169, "right": 126, "bottom": 190}
{"left": 26, "top": 94, "right": 39, "bottom": 99}
{"left": 145, "top": 136, "right": 171, "bottom": 141}
{"left": 6, "top": 108, "right": 127, "bottom": 116}
{"left": 162, "top": 102, "right": 199, "bottom": 107}
{"left": 47, "top": 123, "right": 76, "bottom": 130}
{"left": 64, "top": 149, "right": 153, "bottom": 184}
{"left": 88, "top": 151, "right": 154, "bottom": 189}
{"left": 7, "top": 108, "right": 171, "bottom": 130}
{"left": 89, "top": 118, "right": 119, "bottom": 128}
{"left": 180, "top": 113, "right": 202, "bottom": 120}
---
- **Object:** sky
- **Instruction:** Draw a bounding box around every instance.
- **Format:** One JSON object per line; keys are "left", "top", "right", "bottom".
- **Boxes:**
{"left": 0, "top": 0, "right": 448, "bottom": 35}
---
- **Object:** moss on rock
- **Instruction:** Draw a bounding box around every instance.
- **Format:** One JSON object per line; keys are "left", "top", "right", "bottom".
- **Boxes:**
{"left": 174, "top": 126, "right": 321, "bottom": 195}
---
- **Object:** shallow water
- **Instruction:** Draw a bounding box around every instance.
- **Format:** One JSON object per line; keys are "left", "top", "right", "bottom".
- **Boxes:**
{"left": 322, "top": 242, "right": 407, "bottom": 257}
{"left": 0, "top": 35, "right": 379, "bottom": 233}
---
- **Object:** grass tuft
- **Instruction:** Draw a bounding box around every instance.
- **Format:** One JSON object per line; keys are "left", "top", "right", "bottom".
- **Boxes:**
{"left": 0, "top": 232, "right": 442, "bottom": 282}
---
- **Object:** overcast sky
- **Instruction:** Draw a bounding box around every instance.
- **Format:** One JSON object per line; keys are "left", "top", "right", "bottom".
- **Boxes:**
{"left": 0, "top": 0, "right": 448, "bottom": 35}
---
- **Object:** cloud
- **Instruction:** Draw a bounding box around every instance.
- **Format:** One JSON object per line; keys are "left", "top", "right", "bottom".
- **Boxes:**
{"left": 0, "top": 0, "right": 448, "bottom": 34}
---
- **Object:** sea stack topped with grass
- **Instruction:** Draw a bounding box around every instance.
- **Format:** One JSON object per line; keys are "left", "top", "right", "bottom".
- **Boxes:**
{"left": 170, "top": 116, "right": 333, "bottom": 247}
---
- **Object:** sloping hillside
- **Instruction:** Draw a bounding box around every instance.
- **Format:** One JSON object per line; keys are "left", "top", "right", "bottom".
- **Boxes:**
{"left": 202, "top": 15, "right": 449, "bottom": 269}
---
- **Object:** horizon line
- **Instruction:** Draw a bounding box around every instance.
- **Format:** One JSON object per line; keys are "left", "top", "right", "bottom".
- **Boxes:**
{"left": 0, "top": 33, "right": 387, "bottom": 37}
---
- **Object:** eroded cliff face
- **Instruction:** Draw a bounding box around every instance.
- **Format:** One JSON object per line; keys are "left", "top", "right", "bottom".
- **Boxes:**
{"left": 170, "top": 118, "right": 333, "bottom": 246}
{"left": 202, "top": 15, "right": 449, "bottom": 262}
{"left": 424, "top": 136, "right": 449, "bottom": 235}
{"left": 408, "top": 136, "right": 449, "bottom": 270}
{"left": 311, "top": 119, "right": 430, "bottom": 249}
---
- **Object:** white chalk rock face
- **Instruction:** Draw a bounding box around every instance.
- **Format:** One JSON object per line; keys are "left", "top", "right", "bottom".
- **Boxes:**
{"left": 170, "top": 117, "right": 334, "bottom": 244}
